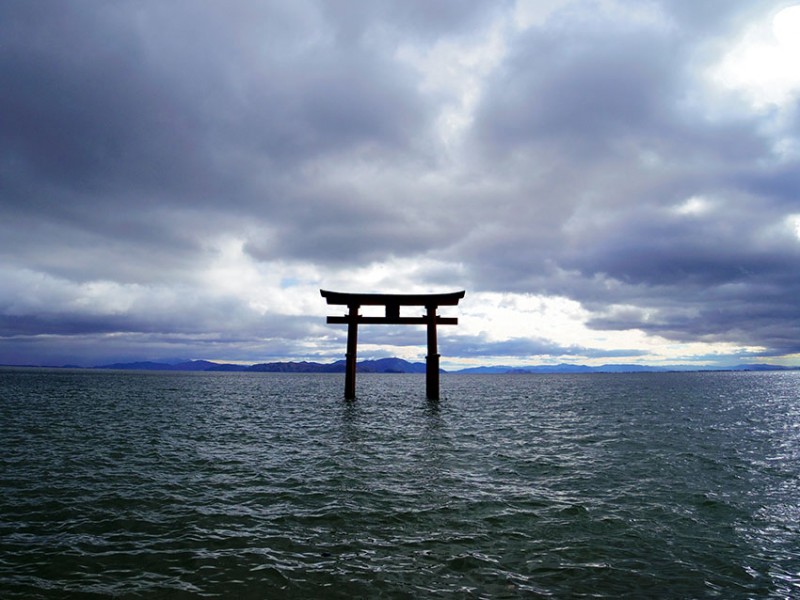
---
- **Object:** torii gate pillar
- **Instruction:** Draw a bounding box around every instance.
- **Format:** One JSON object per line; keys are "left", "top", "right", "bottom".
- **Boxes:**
{"left": 321, "top": 290, "right": 465, "bottom": 400}
{"left": 345, "top": 304, "right": 359, "bottom": 400}
{"left": 426, "top": 304, "right": 439, "bottom": 400}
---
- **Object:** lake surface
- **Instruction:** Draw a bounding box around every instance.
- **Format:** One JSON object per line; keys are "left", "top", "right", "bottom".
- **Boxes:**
{"left": 1, "top": 369, "right": 799, "bottom": 598}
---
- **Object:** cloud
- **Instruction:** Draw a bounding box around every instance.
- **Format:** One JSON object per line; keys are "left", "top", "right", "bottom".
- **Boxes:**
{"left": 1, "top": 0, "right": 799, "bottom": 367}
{"left": 440, "top": 333, "right": 646, "bottom": 361}
{"left": 453, "top": 0, "right": 800, "bottom": 357}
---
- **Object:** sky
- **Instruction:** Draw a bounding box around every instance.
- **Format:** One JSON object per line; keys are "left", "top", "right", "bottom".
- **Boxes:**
{"left": 2, "top": 0, "right": 800, "bottom": 369}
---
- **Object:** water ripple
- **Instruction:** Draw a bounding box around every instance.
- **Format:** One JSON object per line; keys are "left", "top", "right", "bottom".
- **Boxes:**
{"left": 2, "top": 369, "right": 799, "bottom": 597}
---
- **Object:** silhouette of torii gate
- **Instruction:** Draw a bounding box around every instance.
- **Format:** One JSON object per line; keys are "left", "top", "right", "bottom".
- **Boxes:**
{"left": 321, "top": 290, "right": 465, "bottom": 400}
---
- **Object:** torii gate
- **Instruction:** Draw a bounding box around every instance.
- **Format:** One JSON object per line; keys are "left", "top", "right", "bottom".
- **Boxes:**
{"left": 321, "top": 290, "right": 465, "bottom": 400}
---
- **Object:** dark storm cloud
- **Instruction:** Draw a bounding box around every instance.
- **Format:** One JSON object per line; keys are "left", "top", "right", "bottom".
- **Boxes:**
{"left": 0, "top": 0, "right": 471, "bottom": 364}
{"left": 463, "top": 0, "right": 800, "bottom": 355}
{"left": 2, "top": 0, "right": 799, "bottom": 365}
{"left": 0, "top": 307, "right": 317, "bottom": 341}
{"left": 0, "top": 1, "right": 428, "bottom": 186}
{"left": 0, "top": 0, "right": 441, "bottom": 275}
{"left": 0, "top": 301, "right": 323, "bottom": 366}
{"left": 319, "top": 0, "right": 507, "bottom": 40}
{"left": 1, "top": 3, "right": 219, "bottom": 203}
{"left": 477, "top": 25, "right": 676, "bottom": 150}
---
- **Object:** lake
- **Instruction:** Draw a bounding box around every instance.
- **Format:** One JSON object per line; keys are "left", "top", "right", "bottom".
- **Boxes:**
{"left": 1, "top": 369, "right": 799, "bottom": 598}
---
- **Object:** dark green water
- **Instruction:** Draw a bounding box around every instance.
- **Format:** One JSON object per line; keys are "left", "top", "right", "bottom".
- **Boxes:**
{"left": 1, "top": 369, "right": 799, "bottom": 598}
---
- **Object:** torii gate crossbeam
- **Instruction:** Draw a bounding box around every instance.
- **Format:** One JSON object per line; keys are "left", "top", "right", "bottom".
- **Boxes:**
{"left": 321, "top": 290, "right": 465, "bottom": 400}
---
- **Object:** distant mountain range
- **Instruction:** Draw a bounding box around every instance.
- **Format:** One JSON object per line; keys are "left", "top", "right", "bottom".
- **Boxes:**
{"left": 90, "top": 358, "right": 799, "bottom": 374}
{"left": 95, "top": 357, "right": 429, "bottom": 373}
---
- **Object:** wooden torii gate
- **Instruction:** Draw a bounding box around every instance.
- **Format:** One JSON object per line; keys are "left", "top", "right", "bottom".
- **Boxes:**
{"left": 321, "top": 290, "right": 465, "bottom": 400}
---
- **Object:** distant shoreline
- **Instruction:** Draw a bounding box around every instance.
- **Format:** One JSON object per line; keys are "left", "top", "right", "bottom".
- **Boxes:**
{"left": 3, "top": 358, "right": 798, "bottom": 375}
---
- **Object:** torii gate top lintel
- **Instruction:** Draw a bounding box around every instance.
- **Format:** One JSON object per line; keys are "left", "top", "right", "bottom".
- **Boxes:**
{"left": 320, "top": 289, "right": 465, "bottom": 400}
{"left": 320, "top": 289, "right": 465, "bottom": 307}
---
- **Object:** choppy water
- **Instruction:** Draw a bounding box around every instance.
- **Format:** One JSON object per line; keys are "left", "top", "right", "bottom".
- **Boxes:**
{"left": 1, "top": 369, "right": 799, "bottom": 598}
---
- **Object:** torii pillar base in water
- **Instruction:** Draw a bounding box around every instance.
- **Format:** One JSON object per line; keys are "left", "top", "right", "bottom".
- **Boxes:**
{"left": 321, "top": 290, "right": 465, "bottom": 400}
